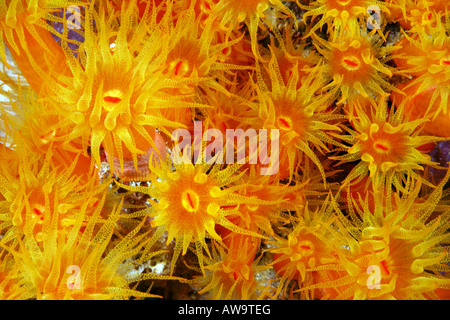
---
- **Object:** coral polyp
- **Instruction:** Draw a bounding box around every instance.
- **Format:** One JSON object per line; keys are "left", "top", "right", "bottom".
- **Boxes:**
{"left": 45, "top": 3, "right": 196, "bottom": 179}
{"left": 193, "top": 235, "right": 268, "bottom": 300}
{"left": 0, "top": 151, "right": 101, "bottom": 248}
{"left": 162, "top": 5, "right": 246, "bottom": 96}
{"left": 268, "top": 198, "right": 349, "bottom": 300}
{"left": 0, "top": 0, "right": 450, "bottom": 304}
{"left": 251, "top": 50, "right": 345, "bottom": 181}
{"left": 392, "top": 18, "right": 450, "bottom": 138}
{"left": 0, "top": 0, "right": 76, "bottom": 92}
{"left": 119, "top": 158, "right": 265, "bottom": 275}
{"left": 314, "top": 28, "right": 400, "bottom": 110}
{"left": 333, "top": 176, "right": 450, "bottom": 299}
{"left": 332, "top": 97, "right": 443, "bottom": 191}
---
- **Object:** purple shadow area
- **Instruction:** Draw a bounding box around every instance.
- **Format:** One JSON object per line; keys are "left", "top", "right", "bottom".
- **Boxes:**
{"left": 47, "top": 7, "right": 87, "bottom": 56}
{"left": 428, "top": 140, "right": 450, "bottom": 185}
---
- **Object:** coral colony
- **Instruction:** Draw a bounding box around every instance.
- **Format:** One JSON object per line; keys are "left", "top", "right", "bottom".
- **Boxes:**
{"left": 1, "top": 0, "right": 450, "bottom": 301}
